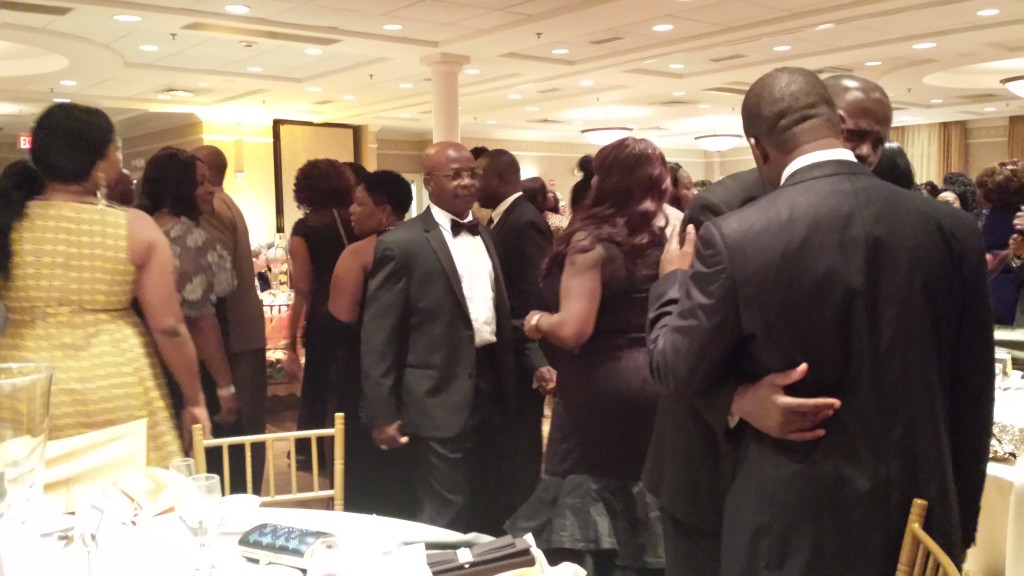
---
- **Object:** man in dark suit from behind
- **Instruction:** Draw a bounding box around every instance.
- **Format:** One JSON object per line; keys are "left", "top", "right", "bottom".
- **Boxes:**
{"left": 475, "top": 149, "right": 556, "bottom": 514}
{"left": 647, "top": 73, "right": 896, "bottom": 576}
{"left": 361, "top": 141, "right": 542, "bottom": 536}
{"left": 650, "top": 67, "right": 993, "bottom": 575}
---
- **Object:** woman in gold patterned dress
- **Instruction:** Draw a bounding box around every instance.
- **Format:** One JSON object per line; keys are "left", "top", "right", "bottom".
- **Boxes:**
{"left": 0, "top": 103, "right": 211, "bottom": 464}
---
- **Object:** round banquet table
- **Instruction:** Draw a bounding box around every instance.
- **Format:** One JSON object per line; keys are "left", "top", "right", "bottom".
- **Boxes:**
{"left": 33, "top": 507, "right": 464, "bottom": 575}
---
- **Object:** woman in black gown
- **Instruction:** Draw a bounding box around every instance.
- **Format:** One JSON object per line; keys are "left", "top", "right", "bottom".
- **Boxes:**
{"left": 327, "top": 169, "right": 414, "bottom": 517}
{"left": 508, "top": 137, "right": 669, "bottom": 575}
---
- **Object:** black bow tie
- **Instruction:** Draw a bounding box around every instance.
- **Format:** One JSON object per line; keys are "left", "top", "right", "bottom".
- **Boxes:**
{"left": 451, "top": 218, "right": 481, "bottom": 237}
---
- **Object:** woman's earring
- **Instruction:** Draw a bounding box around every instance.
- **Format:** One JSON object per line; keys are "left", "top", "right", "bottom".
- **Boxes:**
{"left": 95, "top": 171, "right": 108, "bottom": 203}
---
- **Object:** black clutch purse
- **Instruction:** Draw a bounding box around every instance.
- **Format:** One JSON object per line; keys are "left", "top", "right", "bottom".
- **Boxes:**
{"left": 237, "top": 523, "right": 336, "bottom": 569}
{"left": 425, "top": 535, "right": 536, "bottom": 575}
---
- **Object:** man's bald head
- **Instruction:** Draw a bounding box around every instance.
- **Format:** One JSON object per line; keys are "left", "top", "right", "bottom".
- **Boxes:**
{"left": 422, "top": 141, "right": 479, "bottom": 219}
{"left": 192, "top": 145, "right": 228, "bottom": 186}
{"left": 823, "top": 74, "right": 893, "bottom": 169}
{"left": 742, "top": 67, "right": 843, "bottom": 187}
{"left": 476, "top": 148, "right": 521, "bottom": 209}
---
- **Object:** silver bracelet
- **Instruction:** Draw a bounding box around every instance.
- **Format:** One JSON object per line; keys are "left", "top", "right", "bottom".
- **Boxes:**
{"left": 216, "top": 385, "right": 236, "bottom": 398}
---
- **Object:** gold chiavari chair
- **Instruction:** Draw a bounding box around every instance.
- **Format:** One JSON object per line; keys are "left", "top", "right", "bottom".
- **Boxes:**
{"left": 895, "top": 498, "right": 961, "bottom": 576}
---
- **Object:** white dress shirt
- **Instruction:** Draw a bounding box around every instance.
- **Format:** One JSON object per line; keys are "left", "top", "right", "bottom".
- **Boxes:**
{"left": 780, "top": 148, "right": 858, "bottom": 186}
{"left": 429, "top": 204, "right": 498, "bottom": 347}
{"left": 488, "top": 192, "right": 523, "bottom": 226}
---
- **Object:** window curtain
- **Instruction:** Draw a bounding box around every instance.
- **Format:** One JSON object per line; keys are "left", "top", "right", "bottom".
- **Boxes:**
{"left": 1010, "top": 115, "right": 1024, "bottom": 161}
{"left": 890, "top": 123, "right": 941, "bottom": 183}
{"left": 938, "top": 121, "right": 967, "bottom": 176}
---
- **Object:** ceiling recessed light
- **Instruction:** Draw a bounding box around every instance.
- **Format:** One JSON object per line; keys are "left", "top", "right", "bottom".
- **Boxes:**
{"left": 246, "top": 66, "right": 263, "bottom": 73}
{"left": 383, "top": 24, "right": 403, "bottom": 31}
{"left": 668, "top": 63, "right": 685, "bottom": 69}
{"left": 225, "top": 4, "right": 250, "bottom": 14}
{"left": 112, "top": 14, "right": 142, "bottom": 22}
{"left": 672, "top": 91, "right": 686, "bottom": 96}
{"left": 486, "top": 120, "right": 497, "bottom": 124}
{"left": 305, "top": 86, "right": 322, "bottom": 92}
{"left": 698, "top": 103, "right": 712, "bottom": 109}
{"left": 525, "top": 106, "right": 540, "bottom": 112}
{"left": 138, "top": 44, "right": 159, "bottom": 52}
{"left": 642, "top": 59, "right": 657, "bottom": 64}
{"left": 913, "top": 42, "right": 937, "bottom": 49}
{"left": 773, "top": 45, "right": 791, "bottom": 51}
{"left": 399, "top": 82, "right": 414, "bottom": 89}
{"left": 930, "top": 99, "right": 943, "bottom": 103}
{"left": 977, "top": 8, "right": 1000, "bottom": 16}
{"left": 157, "top": 94, "right": 172, "bottom": 100}
{"left": 865, "top": 61, "right": 883, "bottom": 66}
{"left": 59, "top": 80, "right": 77, "bottom": 86}
{"left": 464, "top": 68, "right": 480, "bottom": 75}
{"left": 551, "top": 48, "right": 570, "bottom": 55}
{"left": 400, "top": 113, "right": 411, "bottom": 118}
{"left": 984, "top": 107, "right": 997, "bottom": 112}
{"left": 160, "top": 89, "right": 194, "bottom": 98}
{"left": 52, "top": 98, "right": 71, "bottom": 103}
{"left": 342, "top": 95, "right": 356, "bottom": 101}
{"left": 579, "top": 79, "right": 595, "bottom": 87}
{"left": 815, "top": 23, "right": 835, "bottom": 30}
{"left": 652, "top": 24, "right": 674, "bottom": 32}
{"left": 304, "top": 47, "right": 323, "bottom": 56}
{"left": 508, "top": 93, "right": 523, "bottom": 100}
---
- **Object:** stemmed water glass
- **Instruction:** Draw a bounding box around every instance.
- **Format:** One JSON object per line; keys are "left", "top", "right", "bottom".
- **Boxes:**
{"left": 178, "top": 473, "right": 222, "bottom": 574}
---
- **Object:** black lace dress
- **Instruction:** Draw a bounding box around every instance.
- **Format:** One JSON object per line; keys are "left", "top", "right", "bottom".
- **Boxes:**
{"left": 506, "top": 239, "right": 664, "bottom": 573}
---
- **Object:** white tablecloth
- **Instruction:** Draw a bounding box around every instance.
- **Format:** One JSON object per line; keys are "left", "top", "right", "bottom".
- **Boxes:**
{"left": 29, "top": 508, "right": 463, "bottom": 575}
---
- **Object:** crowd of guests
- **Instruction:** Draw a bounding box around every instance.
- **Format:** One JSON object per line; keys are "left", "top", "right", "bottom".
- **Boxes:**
{"left": 0, "top": 63, "right": 1019, "bottom": 576}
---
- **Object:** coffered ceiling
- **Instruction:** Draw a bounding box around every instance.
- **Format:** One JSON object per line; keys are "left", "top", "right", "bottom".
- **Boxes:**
{"left": 1, "top": 0, "right": 1022, "bottom": 148}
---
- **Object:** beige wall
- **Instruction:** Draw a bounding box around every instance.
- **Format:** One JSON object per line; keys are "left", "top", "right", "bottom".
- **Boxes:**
{"left": 966, "top": 118, "right": 1010, "bottom": 178}
{"left": 201, "top": 123, "right": 278, "bottom": 248}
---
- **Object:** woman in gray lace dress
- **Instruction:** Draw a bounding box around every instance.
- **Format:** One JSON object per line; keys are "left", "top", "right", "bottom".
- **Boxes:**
{"left": 140, "top": 148, "right": 241, "bottom": 473}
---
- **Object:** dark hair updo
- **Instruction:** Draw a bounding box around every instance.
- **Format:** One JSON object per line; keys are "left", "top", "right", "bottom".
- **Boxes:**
{"left": 140, "top": 147, "right": 201, "bottom": 221}
{"left": 362, "top": 170, "right": 413, "bottom": 218}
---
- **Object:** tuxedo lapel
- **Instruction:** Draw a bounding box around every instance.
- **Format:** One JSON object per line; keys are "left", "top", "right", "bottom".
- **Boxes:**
{"left": 420, "top": 212, "right": 471, "bottom": 319}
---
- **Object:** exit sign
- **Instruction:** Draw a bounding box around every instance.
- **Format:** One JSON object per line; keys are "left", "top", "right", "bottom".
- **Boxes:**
{"left": 17, "top": 133, "right": 31, "bottom": 150}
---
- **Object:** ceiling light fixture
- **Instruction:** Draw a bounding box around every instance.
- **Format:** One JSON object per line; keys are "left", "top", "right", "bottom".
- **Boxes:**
{"left": 669, "top": 63, "right": 685, "bottom": 69}
{"left": 865, "top": 61, "right": 882, "bottom": 66}
{"left": 59, "top": 80, "right": 77, "bottom": 86}
{"left": 642, "top": 59, "right": 657, "bottom": 64}
{"left": 1001, "top": 75, "right": 1024, "bottom": 98}
{"left": 52, "top": 98, "right": 71, "bottom": 103}
{"left": 304, "top": 47, "right": 323, "bottom": 55}
{"left": 246, "top": 66, "right": 263, "bottom": 72}
{"left": 912, "top": 42, "right": 937, "bottom": 49}
{"left": 525, "top": 106, "right": 540, "bottom": 112}
{"left": 112, "top": 14, "right": 142, "bottom": 22}
{"left": 342, "top": 95, "right": 356, "bottom": 101}
{"left": 138, "top": 44, "right": 159, "bottom": 52}
{"left": 383, "top": 24, "right": 403, "bottom": 30}
{"left": 400, "top": 113, "right": 411, "bottom": 118}
{"left": 399, "top": 82, "right": 414, "bottom": 89}
{"left": 464, "top": 68, "right": 481, "bottom": 75}
{"left": 551, "top": 48, "right": 569, "bottom": 55}
{"left": 159, "top": 89, "right": 194, "bottom": 98}
{"left": 773, "top": 45, "right": 791, "bottom": 51}
{"left": 984, "top": 107, "right": 998, "bottom": 112}
{"left": 579, "top": 79, "right": 595, "bottom": 87}
{"left": 581, "top": 127, "right": 633, "bottom": 146}
{"left": 305, "top": 86, "right": 322, "bottom": 92}
{"left": 672, "top": 91, "right": 686, "bottom": 96}
{"left": 508, "top": 93, "right": 523, "bottom": 100}
{"left": 697, "top": 103, "right": 712, "bottom": 109}
{"left": 930, "top": 99, "right": 943, "bottom": 103}
{"left": 652, "top": 24, "right": 674, "bottom": 32}
{"left": 815, "top": 23, "right": 835, "bottom": 30}
{"left": 225, "top": 4, "right": 250, "bottom": 14}
{"left": 695, "top": 134, "right": 744, "bottom": 152}
{"left": 977, "top": 9, "right": 1000, "bottom": 16}
{"left": 486, "top": 120, "right": 497, "bottom": 124}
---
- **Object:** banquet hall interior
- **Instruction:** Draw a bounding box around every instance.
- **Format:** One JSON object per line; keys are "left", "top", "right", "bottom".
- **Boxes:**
{"left": 1, "top": 0, "right": 1024, "bottom": 575}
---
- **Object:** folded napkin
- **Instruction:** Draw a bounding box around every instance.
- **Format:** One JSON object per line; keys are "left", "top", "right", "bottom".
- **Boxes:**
{"left": 425, "top": 535, "right": 535, "bottom": 576}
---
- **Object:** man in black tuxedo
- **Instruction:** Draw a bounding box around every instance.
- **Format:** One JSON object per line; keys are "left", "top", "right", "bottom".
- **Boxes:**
{"left": 650, "top": 67, "right": 993, "bottom": 575}
{"left": 475, "top": 148, "right": 555, "bottom": 511}
{"left": 361, "top": 141, "right": 537, "bottom": 536}
{"left": 647, "top": 73, "right": 896, "bottom": 576}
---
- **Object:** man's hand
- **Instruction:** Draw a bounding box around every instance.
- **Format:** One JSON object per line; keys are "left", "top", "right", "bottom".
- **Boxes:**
{"left": 283, "top": 349, "right": 303, "bottom": 383}
{"left": 532, "top": 366, "right": 557, "bottom": 396}
{"left": 1014, "top": 211, "right": 1024, "bottom": 234}
{"left": 1010, "top": 234, "right": 1024, "bottom": 259}
{"left": 731, "top": 363, "right": 841, "bottom": 442}
{"left": 181, "top": 404, "right": 213, "bottom": 456}
{"left": 372, "top": 421, "right": 409, "bottom": 450}
{"left": 660, "top": 224, "right": 697, "bottom": 277}
{"left": 214, "top": 390, "right": 240, "bottom": 426}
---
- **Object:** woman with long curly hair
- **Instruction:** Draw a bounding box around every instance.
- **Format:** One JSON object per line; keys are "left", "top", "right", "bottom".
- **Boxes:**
{"left": 283, "top": 158, "right": 358, "bottom": 463}
{"left": 980, "top": 160, "right": 1024, "bottom": 325}
{"left": 507, "top": 137, "right": 668, "bottom": 576}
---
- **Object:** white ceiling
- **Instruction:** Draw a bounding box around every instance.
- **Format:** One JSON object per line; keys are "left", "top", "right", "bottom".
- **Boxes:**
{"left": 0, "top": 0, "right": 1023, "bottom": 148}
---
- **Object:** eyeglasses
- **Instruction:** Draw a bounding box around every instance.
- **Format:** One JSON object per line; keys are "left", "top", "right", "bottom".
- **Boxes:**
{"left": 429, "top": 169, "right": 481, "bottom": 182}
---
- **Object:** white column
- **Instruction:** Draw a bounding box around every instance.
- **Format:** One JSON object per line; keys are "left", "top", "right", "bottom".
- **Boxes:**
{"left": 420, "top": 53, "right": 470, "bottom": 143}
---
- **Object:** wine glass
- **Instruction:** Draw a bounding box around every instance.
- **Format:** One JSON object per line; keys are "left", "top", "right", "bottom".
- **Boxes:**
{"left": 169, "top": 458, "right": 196, "bottom": 478}
{"left": 179, "top": 474, "right": 222, "bottom": 574}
